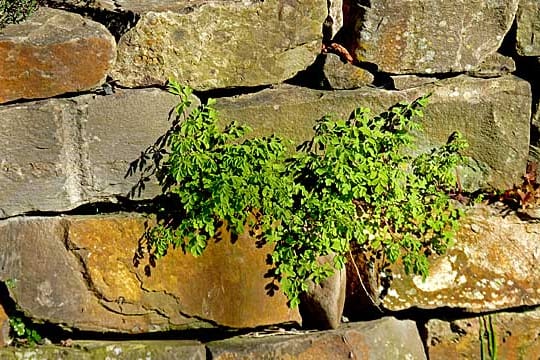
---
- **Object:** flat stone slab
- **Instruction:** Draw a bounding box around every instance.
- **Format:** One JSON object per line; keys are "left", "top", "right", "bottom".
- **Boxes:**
{"left": 0, "top": 89, "right": 181, "bottom": 218}
{"left": 0, "top": 7, "right": 116, "bottom": 104}
{"left": 347, "top": 0, "right": 518, "bottom": 74}
{"left": 349, "top": 204, "right": 540, "bottom": 313}
{"left": 207, "top": 317, "right": 426, "bottom": 360}
{"left": 215, "top": 75, "right": 531, "bottom": 190}
{"left": 0, "top": 214, "right": 299, "bottom": 332}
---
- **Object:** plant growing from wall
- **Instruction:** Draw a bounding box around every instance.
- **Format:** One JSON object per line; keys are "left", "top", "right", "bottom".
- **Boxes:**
{"left": 132, "top": 79, "right": 467, "bottom": 307}
{"left": 0, "top": 0, "right": 39, "bottom": 28}
{"left": 9, "top": 317, "right": 42, "bottom": 346}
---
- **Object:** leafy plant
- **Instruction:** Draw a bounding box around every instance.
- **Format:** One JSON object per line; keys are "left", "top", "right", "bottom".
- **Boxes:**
{"left": 132, "top": 80, "right": 467, "bottom": 307}
{"left": 0, "top": 0, "right": 39, "bottom": 28}
{"left": 480, "top": 314, "right": 498, "bottom": 360}
{"left": 9, "top": 317, "right": 42, "bottom": 345}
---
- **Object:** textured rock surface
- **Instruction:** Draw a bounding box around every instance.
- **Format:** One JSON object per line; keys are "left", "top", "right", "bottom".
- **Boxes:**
{"left": 0, "top": 340, "right": 206, "bottom": 359}
{"left": 0, "top": 8, "right": 116, "bottom": 104}
{"left": 348, "top": 0, "right": 518, "bottom": 74}
{"left": 365, "top": 204, "right": 540, "bottom": 313}
{"left": 108, "top": 0, "right": 326, "bottom": 90}
{"left": 215, "top": 75, "right": 531, "bottom": 190}
{"left": 322, "top": 53, "right": 374, "bottom": 89}
{"left": 391, "top": 75, "right": 438, "bottom": 90}
{"left": 0, "top": 89, "right": 181, "bottom": 218}
{"left": 516, "top": 0, "right": 540, "bottom": 56}
{"left": 426, "top": 308, "right": 540, "bottom": 360}
{"left": 207, "top": 317, "right": 426, "bottom": 360}
{"left": 467, "top": 53, "right": 516, "bottom": 78}
{"left": 300, "top": 254, "right": 346, "bottom": 330}
{"left": 0, "top": 215, "right": 299, "bottom": 332}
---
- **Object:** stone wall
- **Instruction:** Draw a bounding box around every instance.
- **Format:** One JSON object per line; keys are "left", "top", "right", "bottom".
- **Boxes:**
{"left": 0, "top": 0, "right": 539, "bottom": 358}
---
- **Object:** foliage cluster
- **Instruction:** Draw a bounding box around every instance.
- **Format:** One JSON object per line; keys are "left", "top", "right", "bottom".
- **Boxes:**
{"left": 0, "top": 0, "right": 38, "bottom": 28}
{"left": 9, "top": 317, "right": 42, "bottom": 345}
{"left": 132, "top": 80, "right": 467, "bottom": 307}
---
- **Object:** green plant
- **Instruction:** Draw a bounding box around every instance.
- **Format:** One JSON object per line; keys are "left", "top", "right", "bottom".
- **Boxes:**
{"left": 480, "top": 314, "right": 498, "bottom": 360}
{"left": 0, "top": 0, "right": 39, "bottom": 28}
{"left": 9, "top": 317, "right": 41, "bottom": 345}
{"left": 133, "top": 80, "right": 467, "bottom": 307}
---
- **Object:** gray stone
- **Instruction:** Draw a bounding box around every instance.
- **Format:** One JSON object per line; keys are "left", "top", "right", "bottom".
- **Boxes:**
{"left": 0, "top": 8, "right": 116, "bottom": 104}
{"left": 323, "top": 53, "right": 374, "bottom": 89}
{"left": 516, "top": 0, "right": 540, "bottom": 56}
{"left": 300, "top": 254, "right": 346, "bottom": 330}
{"left": 215, "top": 75, "right": 531, "bottom": 190}
{"left": 207, "top": 317, "right": 427, "bottom": 360}
{"left": 467, "top": 52, "right": 516, "bottom": 78}
{"left": 100, "top": 0, "right": 327, "bottom": 90}
{"left": 348, "top": 0, "right": 519, "bottom": 74}
{"left": 391, "top": 75, "right": 438, "bottom": 90}
{"left": 0, "top": 89, "right": 183, "bottom": 218}
{"left": 363, "top": 204, "right": 540, "bottom": 313}
{"left": 0, "top": 340, "right": 206, "bottom": 359}
{"left": 426, "top": 308, "right": 540, "bottom": 360}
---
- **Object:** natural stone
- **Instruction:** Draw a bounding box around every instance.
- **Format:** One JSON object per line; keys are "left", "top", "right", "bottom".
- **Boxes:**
{"left": 0, "top": 303, "right": 10, "bottom": 346}
{"left": 322, "top": 53, "right": 374, "bottom": 89}
{"left": 516, "top": 0, "right": 540, "bottom": 56}
{"left": 0, "top": 8, "right": 116, "bottom": 104}
{"left": 0, "top": 340, "right": 206, "bottom": 359}
{"left": 391, "top": 75, "right": 438, "bottom": 90}
{"left": 299, "top": 254, "right": 346, "bottom": 330}
{"left": 215, "top": 75, "right": 531, "bottom": 190}
{"left": 207, "top": 317, "right": 426, "bottom": 360}
{"left": 0, "top": 89, "right": 183, "bottom": 218}
{"left": 467, "top": 53, "right": 516, "bottom": 78}
{"left": 426, "top": 308, "right": 540, "bottom": 360}
{"left": 0, "top": 214, "right": 299, "bottom": 332}
{"left": 352, "top": 204, "right": 540, "bottom": 313}
{"left": 347, "top": 0, "right": 519, "bottom": 74}
{"left": 105, "top": 0, "right": 326, "bottom": 90}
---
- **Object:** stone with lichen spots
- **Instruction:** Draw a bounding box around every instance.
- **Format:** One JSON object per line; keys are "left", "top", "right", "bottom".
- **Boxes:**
{"left": 0, "top": 7, "right": 116, "bottom": 104}
{"left": 347, "top": 0, "right": 519, "bottom": 74}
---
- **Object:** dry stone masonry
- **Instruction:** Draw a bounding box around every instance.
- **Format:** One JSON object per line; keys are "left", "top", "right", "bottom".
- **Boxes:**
{"left": 0, "top": 0, "right": 539, "bottom": 358}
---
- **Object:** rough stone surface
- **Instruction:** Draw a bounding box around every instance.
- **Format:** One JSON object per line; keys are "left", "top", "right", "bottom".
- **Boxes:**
{"left": 0, "top": 303, "right": 10, "bottom": 346}
{"left": 0, "top": 215, "right": 299, "bottom": 332}
{"left": 391, "top": 75, "right": 438, "bottom": 90}
{"left": 300, "top": 254, "right": 346, "bottom": 330}
{"left": 467, "top": 53, "right": 516, "bottom": 78}
{"left": 207, "top": 317, "right": 426, "bottom": 360}
{"left": 0, "top": 340, "right": 206, "bottom": 359}
{"left": 348, "top": 0, "right": 518, "bottom": 74}
{"left": 215, "top": 75, "right": 531, "bottom": 190}
{"left": 322, "top": 53, "right": 374, "bottom": 89}
{"left": 0, "top": 89, "right": 181, "bottom": 218}
{"left": 516, "top": 0, "right": 540, "bottom": 56}
{"left": 357, "top": 204, "right": 540, "bottom": 313}
{"left": 0, "top": 8, "right": 116, "bottom": 104}
{"left": 426, "top": 308, "right": 540, "bottom": 360}
{"left": 108, "top": 0, "right": 326, "bottom": 90}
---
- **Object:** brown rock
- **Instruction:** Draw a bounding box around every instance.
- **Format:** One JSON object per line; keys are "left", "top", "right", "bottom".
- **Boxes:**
{"left": 467, "top": 53, "right": 516, "bottom": 78}
{"left": 322, "top": 53, "right": 374, "bottom": 89}
{"left": 348, "top": 204, "right": 540, "bottom": 314}
{"left": 0, "top": 214, "right": 299, "bottom": 332}
{"left": 0, "top": 303, "right": 10, "bottom": 346}
{"left": 426, "top": 308, "right": 540, "bottom": 360}
{"left": 0, "top": 8, "right": 116, "bottom": 104}
{"left": 207, "top": 317, "right": 427, "bottom": 360}
{"left": 347, "top": 0, "right": 519, "bottom": 74}
{"left": 391, "top": 75, "right": 438, "bottom": 90}
{"left": 516, "top": 0, "right": 540, "bottom": 56}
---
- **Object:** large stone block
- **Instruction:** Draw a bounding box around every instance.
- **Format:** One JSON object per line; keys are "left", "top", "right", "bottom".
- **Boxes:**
{"left": 516, "top": 0, "right": 540, "bottom": 56}
{"left": 426, "top": 308, "right": 540, "bottom": 360}
{"left": 207, "top": 317, "right": 426, "bottom": 360}
{"left": 0, "top": 8, "right": 116, "bottom": 104}
{"left": 347, "top": 204, "right": 540, "bottom": 314}
{"left": 0, "top": 214, "right": 299, "bottom": 332}
{"left": 346, "top": 0, "right": 518, "bottom": 74}
{"left": 215, "top": 75, "right": 531, "bottom": 190}
{"left": 106, "top": 0, "right": 326, "bottom": 90}
{"left": 0, "top": 89, "right": 181, "bottom": 218}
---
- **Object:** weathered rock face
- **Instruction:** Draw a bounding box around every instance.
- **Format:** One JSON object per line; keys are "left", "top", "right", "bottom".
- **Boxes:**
{"left": 322, "top": 53, "right": 374, "bottom": 89}
{"left": 426, "top": 308, "right": 540, "bottom": 360}
{"left": 207, "top": 317, "right": 426, "bottom": 360}
{"left": 0, "top": 89, "right": 182, "bottom": 218}
{"left": 354, "top": 204, "right": 540, "bottom": 313}
{"left": 0, "top": 215, "right": 299, "bottom": 332}
{"left": 516, "top": 0, "right": 540, "bottom": 56}
{"left": 0, "top": 8, "right": 116, "bottom": 104}
{"left": 347, "top": 0, "right": 518, "bottom": 74}
{"left": 106, "top": 0, "right": 326, "bottom": 90}
{"left": 215, "top": 75, "right": 531, "bottom": 190}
